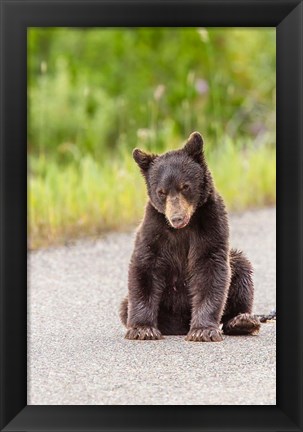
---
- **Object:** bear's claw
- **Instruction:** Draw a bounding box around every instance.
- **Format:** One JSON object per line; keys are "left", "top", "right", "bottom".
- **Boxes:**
{"left": 185, "top": 327, "right": 223, "bottom": 342}
{"left": 125, "top": 326, "right": 163, "bottom": 340}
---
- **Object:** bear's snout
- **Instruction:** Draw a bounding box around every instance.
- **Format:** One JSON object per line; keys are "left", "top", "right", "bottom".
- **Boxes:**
{"left": 170, "top": 214, "right": 190, "bottom": 229}
{"left": 165, "top": 194, "right": 193, "bottom": 229}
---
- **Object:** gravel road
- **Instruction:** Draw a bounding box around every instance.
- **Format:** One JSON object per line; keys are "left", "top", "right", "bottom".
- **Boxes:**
{"left": 28, "top": 208, "right": 276, "bottom": 405}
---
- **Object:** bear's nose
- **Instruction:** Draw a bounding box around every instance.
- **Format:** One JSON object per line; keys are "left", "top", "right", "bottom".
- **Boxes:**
{"left": 171, "top": 215, "right": 184, "bottom": 226}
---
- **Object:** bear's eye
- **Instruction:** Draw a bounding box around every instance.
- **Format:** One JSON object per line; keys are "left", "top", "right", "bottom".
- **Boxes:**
{"left": 182, "top": 183, "right": 190, "bottom": 191}
{"left": 158, "top": 189, "right": 167, "bottom": 198}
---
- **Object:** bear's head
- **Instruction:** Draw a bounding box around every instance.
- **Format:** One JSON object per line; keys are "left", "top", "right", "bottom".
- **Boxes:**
{"left": 133, "top": 132, "right": 213, "bottom": 229}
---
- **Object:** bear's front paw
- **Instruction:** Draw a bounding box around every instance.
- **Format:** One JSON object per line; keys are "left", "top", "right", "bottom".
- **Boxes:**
{"left": 125, "top": 326, "right": 163, "bottom": 340}
{"left": 185, "top": 327, "right": 223, "bottom": 342}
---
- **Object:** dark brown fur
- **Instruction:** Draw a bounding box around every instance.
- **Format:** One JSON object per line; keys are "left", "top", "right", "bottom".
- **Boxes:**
{"left": 120, "top": 132, "right": 260, "bottom": 342}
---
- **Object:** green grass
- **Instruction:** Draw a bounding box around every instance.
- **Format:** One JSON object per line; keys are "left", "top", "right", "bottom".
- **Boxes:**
{"left": 27, "top": 28, "right": 276, "bottom": 249}
{"left": 28, "top": 140, "right": 276, "bottom": 249}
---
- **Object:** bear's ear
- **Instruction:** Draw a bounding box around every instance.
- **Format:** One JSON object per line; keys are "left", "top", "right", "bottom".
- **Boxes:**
{"left": 132, "top": 148, "right": 157, "bottom": 173}
{"left": 183, "top": 131, "right": 204, "bottom": 164}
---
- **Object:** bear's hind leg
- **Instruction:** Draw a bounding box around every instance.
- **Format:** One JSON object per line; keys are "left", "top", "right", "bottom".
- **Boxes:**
{"left": 119, "top": 296, "right": 128, "bottom": 327}
{"left": 222, "top": 249, "right": 260, "bottom": 335}
{"left": 223, "top": 312, "right": 261, "bottom": 335}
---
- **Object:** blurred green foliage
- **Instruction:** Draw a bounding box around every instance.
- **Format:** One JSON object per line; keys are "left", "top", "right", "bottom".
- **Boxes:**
{"left": 28, "top": 28, "right": 275, "bottom": 160}
{"left": 28, "top": 28, "right": 276, "bottom": 248}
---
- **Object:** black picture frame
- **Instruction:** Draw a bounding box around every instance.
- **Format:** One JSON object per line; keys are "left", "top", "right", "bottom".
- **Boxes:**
{"left": 0, "top": 0, "right": 302, "bottom": 431}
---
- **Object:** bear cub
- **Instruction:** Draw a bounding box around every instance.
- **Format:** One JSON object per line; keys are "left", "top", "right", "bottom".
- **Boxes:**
{"left": 120, "top": 132, "right": 260, "bottom": 342}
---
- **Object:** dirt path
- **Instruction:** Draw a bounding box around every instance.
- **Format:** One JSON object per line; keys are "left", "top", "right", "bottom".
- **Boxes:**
{"left": 28, "top": 208, "right": 276, "bottom": 405}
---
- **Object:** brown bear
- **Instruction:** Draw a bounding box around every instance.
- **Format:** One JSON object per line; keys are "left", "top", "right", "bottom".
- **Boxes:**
{"left": 120, "top": 132, "right": 260, "bottom": 342}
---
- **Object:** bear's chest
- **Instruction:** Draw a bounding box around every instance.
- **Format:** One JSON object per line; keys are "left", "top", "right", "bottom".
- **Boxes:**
{"left": 155, "top": 231, "right": 191, "bottom": 303}
{"left": 157, "top": 230, "right": 190, "bottom": 270}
